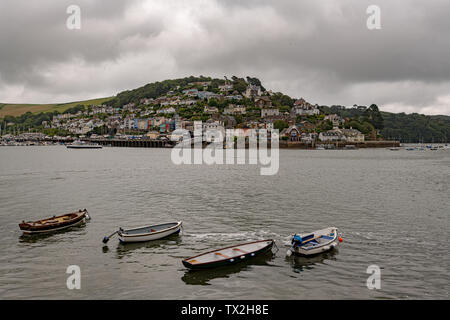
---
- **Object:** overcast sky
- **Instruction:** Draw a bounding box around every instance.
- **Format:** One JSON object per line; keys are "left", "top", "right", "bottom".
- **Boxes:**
{"left": 1, "top": 0, "right": 449, "bottom": 115}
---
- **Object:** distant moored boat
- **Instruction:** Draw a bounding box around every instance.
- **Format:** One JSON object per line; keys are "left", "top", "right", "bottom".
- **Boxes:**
{"left": 67, "top": 140, "right": 102, "bottom": 149}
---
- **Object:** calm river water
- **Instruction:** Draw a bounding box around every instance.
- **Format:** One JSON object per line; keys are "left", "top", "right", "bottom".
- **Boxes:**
{"left": 0, "top": 146, "right": 448, "bottom": 299}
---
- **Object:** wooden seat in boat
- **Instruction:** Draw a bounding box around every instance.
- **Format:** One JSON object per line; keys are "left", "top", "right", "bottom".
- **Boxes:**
{"left": 215, "top": 252, "right": 230, "bottom": 258}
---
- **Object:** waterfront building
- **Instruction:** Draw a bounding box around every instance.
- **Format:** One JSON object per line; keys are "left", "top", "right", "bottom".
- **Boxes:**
{"left": 280, "top": 125, "right": 302, "bottom": 141}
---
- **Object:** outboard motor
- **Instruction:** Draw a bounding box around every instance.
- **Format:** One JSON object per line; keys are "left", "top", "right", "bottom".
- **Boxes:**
{"left": 292, "top": 234, "right": 303, "bottom": 247}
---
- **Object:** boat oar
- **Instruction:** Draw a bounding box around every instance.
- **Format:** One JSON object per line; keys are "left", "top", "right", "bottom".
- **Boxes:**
{"left": 102, "top": 230, "right": 119, "bottom": 244}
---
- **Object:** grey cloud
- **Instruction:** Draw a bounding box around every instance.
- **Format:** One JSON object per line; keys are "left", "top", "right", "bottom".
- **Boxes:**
{"left": 0, "top": 0, "right": 449, "bottom": 115}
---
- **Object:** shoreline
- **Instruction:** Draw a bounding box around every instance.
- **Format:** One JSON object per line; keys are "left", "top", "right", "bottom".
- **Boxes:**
{"left": 0, "top": 139, "right": 407, "bottom": 149}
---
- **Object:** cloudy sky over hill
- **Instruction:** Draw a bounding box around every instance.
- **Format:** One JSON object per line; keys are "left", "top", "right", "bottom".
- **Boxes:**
{"left": 0, "top": 0, "right": 449, "bottom": 115}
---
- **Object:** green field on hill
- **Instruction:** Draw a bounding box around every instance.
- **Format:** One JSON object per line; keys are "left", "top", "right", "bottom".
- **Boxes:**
{"left": 0, "top": 97, "right": 113, "bottom": 118}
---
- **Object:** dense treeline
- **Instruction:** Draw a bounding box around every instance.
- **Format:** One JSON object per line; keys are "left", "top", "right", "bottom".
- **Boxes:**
{"left": 321, "top": 104, "right": 450, "bottom": 142}
{"left": 2, "top": 111, "right": 58, "bottom": 129}
{"left": 381, "top": 112, "right": 450, "bottom": 143}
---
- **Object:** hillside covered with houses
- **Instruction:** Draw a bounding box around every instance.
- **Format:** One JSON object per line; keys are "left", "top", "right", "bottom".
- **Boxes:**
{"left": 2, "top": 76, "right": 449, "bottom": 144}
{"left": 1, "top": 76, "right": 389, "bottom": 145}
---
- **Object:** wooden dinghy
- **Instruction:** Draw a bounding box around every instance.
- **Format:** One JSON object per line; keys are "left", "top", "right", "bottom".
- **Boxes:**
{"left": 102, "top": 221, "right": 182, "bottom": 244}
{"left": 19, "top": 209, "right": 89, "bottom": 235}
{"left": 182, "top": 239, "right": 274, "bottom": 270}
{"left": 287, "top": 227, "right": 342, "bottom": 256}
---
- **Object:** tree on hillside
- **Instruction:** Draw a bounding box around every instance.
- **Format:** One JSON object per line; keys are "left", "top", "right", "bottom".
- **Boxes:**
{"left": 231, "top": 76, "right": 247, "bottom": 93}
{"left": 246, "top": 77, "right": 266, "bottom": 91}
{"left": 363, "top": 104, "right": 384, "bottom": 129}
{"left": 273, "top": 120, "right": 289, "bottom": 131}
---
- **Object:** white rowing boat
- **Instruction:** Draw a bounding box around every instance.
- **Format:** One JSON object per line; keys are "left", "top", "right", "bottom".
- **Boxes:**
{"left": 288, "top": 227, "right": 342, "bottom": 256}
{"left": 102, "top": 221, "right": 182, "bottom": 244}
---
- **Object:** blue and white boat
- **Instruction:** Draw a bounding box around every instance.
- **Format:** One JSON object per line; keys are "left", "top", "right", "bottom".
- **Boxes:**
{"left": 287, "top": 227, "right": 342, "bottom": 256}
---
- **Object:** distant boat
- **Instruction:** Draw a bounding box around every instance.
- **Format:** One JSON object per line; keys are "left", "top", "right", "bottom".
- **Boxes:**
{"left": 182, "top": 239, "right": 274, "bottom": 269}
{"left": 67, "top": 140, "right": 102, "bottom": 149}
{"left": 19, "top": 209, "right": 89, "bottom": 235}
{"left": 287, "top": 227, "right": 342, "bottom": 256}
{"left": 389, "top": 147, "right": 401, "bottom": 151}
{"left": 102, "top": 221, "right": 182, "bottom": 244}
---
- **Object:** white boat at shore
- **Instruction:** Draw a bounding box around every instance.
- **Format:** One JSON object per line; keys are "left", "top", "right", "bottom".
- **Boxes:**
{"left": 67, "top": 140, "right": 102, "bottom": 149}
{"left": 103, "top": 221, "right": 182, "bottom": 244}
{"left": 287, "top": 227, "right": 342, "bottom": 256}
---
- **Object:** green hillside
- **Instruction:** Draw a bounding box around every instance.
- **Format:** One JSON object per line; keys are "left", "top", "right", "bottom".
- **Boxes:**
{"left": 0, "top": 97, "right": 113, "bottom": 118}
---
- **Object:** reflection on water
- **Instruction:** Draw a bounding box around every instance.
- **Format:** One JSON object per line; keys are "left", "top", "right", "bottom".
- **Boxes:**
{"left": 114, "top": 235, "right": 182, "bottom": 259}
{"left": 287, "top": 249, "right": 338, "bottom": 273}
{"left": 1, "top": 146, "right": 449, "bottom": 299}
{"left": 181, "top": 251, "right": 276, "bottom": 285}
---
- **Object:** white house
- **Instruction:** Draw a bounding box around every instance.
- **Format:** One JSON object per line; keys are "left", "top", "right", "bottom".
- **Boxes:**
{"left": 293, "top": 98, "right": 320, "bottom": 116}
{"left": 243, "top": 85, "right": 261, "bottom": 98}
{"left": 261, "top": 108, "right": 279, "bottom": 118}
{"left": 318, "top": 128, "right": 364, "bottom": 142}
{"left": 342, "top": 128, "right": 365, "bottom": 142}
{"left": 218, "top": 83, "right": 233, "bottom": 92}
{"left": 157, "top": 107, "right": 176, "bottom": 114}
{"left": 204, "top": 105, "right": 219, "bottom": 114}
{"left": 324, "top": 114, "right": 344, "bottom": 127}
{"left": 224, "top": 105, "right": 246, "bottom": 115}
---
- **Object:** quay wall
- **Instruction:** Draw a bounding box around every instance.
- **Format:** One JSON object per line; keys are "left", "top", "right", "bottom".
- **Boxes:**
{"left": 9, "top": 137, "right": 400, "bottom": 149}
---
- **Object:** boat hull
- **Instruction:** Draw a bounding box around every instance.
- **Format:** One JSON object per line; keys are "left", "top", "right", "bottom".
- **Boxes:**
{"left": 291, "top": 227, "right": 339, "bottom": 256}
{"left": 19, "top": 210, "right": 88, "bottom": 235}
{"left": 118, "top": 221, "right": 182, "bottom": 243}
{"left": 67, "top": 145, "right": 102, "bottom": 149}
{"left": 182, "top": 239, "right": 274, "bottom": 270}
